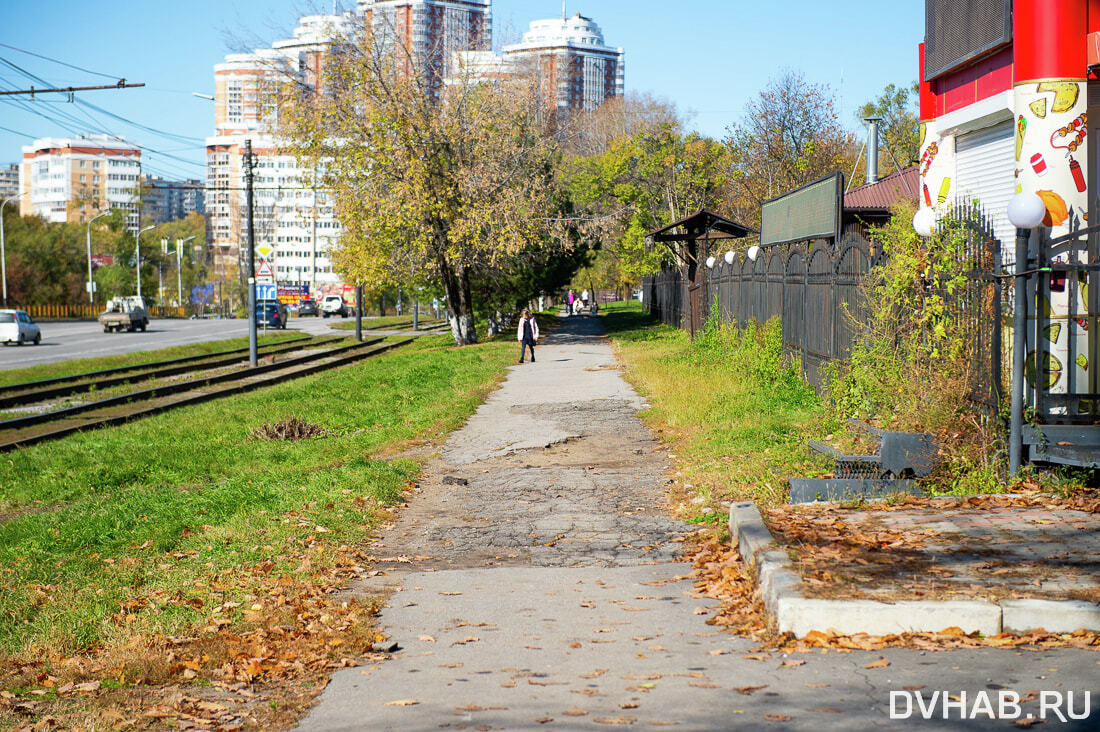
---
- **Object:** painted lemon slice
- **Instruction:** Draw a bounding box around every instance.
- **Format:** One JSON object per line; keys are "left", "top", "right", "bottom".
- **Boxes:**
{"left": 1025, "top": 351, "right": 1063, "bottom": 390}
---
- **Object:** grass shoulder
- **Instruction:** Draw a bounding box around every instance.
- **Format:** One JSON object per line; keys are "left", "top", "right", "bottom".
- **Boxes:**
{"left": 600, "top": 301, "right": 830, "bottom": 516}
{"left": 0, "top": 330, "right": 515, "bottom": 706}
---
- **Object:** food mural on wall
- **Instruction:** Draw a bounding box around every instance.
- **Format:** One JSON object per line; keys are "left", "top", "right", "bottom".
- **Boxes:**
{"left": 1015, "top": 79, "right": 1089, "bottom": 397}
{"left": 918, "top": 120, "right": 954, "bottom": 212}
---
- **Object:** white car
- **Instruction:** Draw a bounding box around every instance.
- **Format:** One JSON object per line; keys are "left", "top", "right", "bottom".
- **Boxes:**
{"left": 0, "top": 309, "right": 41, "bottom": 345}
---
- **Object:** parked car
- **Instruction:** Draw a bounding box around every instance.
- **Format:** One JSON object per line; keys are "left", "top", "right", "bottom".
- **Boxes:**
{"left": 298, "top": 298, "right": 319, "bottom": 317}
{"left": 321, "top": 295, "right": 349, "bottom": 318}
{"left": 0, "top": 309, "right": 41, "bottom": 345}
{"left": 98, "top": 296, "right": 149, "bottom": 333}
{"left": 256, "top": 300, "right": 288, "bottom": 329}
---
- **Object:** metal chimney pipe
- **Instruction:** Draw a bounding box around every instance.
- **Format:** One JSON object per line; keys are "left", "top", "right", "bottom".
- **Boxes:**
{"left": 863, "top": 116, "right": 881, "bottom": 184}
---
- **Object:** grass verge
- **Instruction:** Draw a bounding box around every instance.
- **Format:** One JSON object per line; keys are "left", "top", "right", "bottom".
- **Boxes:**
{"left": 0, "top": 331, "right": 301, "bottom": 388}
{"left": 327, "top": 315, "right": 445, "bottom": 331}
{"left": 0, "top": 332, "right": 515, "bottom": 728}
{"left": 600, "top": 300, "right": 829, "bottom": 513}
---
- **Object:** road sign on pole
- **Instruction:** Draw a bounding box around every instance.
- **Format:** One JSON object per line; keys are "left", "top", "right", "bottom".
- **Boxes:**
{"left": 255, "top": 283, "right": 277, "bottom": 301}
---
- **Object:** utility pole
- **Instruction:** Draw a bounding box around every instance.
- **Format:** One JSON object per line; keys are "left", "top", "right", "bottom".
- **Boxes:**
{"left": 246, "top": 139, "right": 258, "bottom": 367}
{"left": 355, "top": 284, "right": 363, "bottom": 342}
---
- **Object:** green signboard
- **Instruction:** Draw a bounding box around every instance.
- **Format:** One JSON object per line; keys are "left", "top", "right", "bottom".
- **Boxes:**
{"left": 760, "top": 172, "right": 843, "bottom": 247}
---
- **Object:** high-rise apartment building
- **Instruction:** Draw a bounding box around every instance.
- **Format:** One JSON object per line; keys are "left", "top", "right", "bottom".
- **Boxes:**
{"left": 0, "top": 164, "right": 18, "bottom": 201}
{"left": 358, "top": 0, "right": 491, "bottom": 92}
{"left": 502, "top": 13, "right": 624, "bottom": 121}
{"left": 206, "top": 13, "right": 354, "bottom": 291}
{"left": 143, "top": 177, "right": 205, "bottom": 224}
{"left": 18, "top": 134, "right": 140, "bottom": 228}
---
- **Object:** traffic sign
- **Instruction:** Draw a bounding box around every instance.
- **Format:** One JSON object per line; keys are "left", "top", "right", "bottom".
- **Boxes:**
{"left": 256, "top": 259, "right": 275, "bottom": 283}
{"left": 256, "top": 243, "right": 274, "bottom": 259}
{"left": 255, "top": 283, "right": 277, "bottom": 301}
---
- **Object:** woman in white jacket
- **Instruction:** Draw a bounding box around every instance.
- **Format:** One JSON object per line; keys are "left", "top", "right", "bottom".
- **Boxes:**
{"left": 517, "top": 309, "right": 539, "bottom": 363}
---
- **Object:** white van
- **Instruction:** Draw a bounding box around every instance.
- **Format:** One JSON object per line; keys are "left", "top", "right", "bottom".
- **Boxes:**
{"left": 0, "top": 309, "right": 41, "bottom": 345}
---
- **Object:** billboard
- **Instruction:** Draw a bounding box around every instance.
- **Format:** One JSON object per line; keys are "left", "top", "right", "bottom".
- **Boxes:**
{"left": 760, "top": 172, "right": 843, "bottom": 247}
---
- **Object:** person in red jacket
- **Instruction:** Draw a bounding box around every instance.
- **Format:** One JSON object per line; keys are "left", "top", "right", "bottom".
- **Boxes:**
{"left": 517, "top": 309, "right": 539, "bottom": 363}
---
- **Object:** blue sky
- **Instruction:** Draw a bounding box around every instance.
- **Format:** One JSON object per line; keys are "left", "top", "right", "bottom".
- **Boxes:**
{"left": 0, "top": 1, "right": 923, "bottom": 181}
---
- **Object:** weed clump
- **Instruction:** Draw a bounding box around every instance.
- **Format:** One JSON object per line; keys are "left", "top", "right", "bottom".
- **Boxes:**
{"left": 252, "top": 417, "right": 332, "bottom": 441}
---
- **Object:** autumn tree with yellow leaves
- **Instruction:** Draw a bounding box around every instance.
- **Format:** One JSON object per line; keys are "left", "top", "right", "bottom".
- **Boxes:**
{"left": 278, "top": 32, "right": 566, "bottom": 345}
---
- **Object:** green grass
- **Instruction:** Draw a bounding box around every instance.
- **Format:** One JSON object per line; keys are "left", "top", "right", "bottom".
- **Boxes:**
{"left": 601, "top": 301, "right": 830, "bottom": 509}
{"left": 0, "top": 332, "right": 301, "bottom": 388}
{"left": 0, "top": 333, "right": 515, "bottom": 655}
{"left": 328, "top": 314, "right": 446, "bottom": 331}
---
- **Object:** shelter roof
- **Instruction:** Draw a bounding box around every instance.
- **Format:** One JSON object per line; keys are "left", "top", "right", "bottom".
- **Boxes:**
{"left": 646, "top": 209, "right": 756, "bottom": 243}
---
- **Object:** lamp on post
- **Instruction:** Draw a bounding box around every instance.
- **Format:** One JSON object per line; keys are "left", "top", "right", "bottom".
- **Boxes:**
{"left": 86, "top": 209, "right": 111, "bottom": 305}
{"left": 1005, "top": 191, "right": 1047, "bottom": 477}
{"left": 134, "top": 224, "right": 154, "bottom": 300}
{"left": 912, "top": 207, "right": 937, "bottom": 237}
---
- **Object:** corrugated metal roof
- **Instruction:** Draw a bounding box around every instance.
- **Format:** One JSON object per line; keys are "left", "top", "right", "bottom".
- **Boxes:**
{"left": 844, "top": 165, "right": 919, "bottom": 211}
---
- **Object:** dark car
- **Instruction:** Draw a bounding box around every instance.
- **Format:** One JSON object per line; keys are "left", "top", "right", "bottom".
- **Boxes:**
{"left": 256, "top": 300, "right": 288, "bottom": 329}
{"left": 298, "top": 298, "right": 319, "bottom": 317}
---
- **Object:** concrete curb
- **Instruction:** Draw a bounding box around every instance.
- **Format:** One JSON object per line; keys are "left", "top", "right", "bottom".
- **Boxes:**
{"left": 728, "top": 501, "right": 1100, "bottom": 637}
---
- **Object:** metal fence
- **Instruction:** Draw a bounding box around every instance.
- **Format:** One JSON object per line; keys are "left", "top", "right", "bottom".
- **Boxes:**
{"left": 644, "top": 232, "right": 879, "bottom": 388}
{"left": 644, "top": 213, "right": 1004, "bottom": 402}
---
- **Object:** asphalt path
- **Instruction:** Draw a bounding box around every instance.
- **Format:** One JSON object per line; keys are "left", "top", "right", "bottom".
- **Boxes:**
{"left": 0, "top": 316, "right": 343, "bottom": 372}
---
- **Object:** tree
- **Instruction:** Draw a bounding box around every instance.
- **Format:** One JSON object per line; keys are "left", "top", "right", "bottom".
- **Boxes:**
{"left": 855, "top": 82, "right": 920, "bottom": 181}
{"left": 725, "top": 70, "right": 856, "bottom": 227}
{"left": 566, "top": 91, "right": 682, "bottom": 157}
{"left": 567, "top": 125, "right": 732, "bottom": 281}
{"left": 278, "top": 31, "right": 566, "bottom": 346}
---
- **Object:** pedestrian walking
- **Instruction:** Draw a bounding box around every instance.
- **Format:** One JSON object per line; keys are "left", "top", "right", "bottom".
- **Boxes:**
{"left": 581, "top": 289, "right": 589, "bottom": 310}
{"left": 566, "top": 289, "right": 575, "bottom": 316}
{"left": 517, "top": 308, "right": 539, "bottom": 363}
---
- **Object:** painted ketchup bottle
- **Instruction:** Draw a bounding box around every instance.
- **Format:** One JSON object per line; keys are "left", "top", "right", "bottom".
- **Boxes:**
{"left": 922, "top": 183, "right": 932, "bottom": 207}
{"left": 1069, "top": 155, "right": 1086, "bottom": 192}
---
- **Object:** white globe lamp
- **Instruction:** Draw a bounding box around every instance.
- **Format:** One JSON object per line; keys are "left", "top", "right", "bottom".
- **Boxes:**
{"left": 746, "top": 245, "right": 761, "bottom": 262}
{"left": 705, "top": 255, "right": 717, "bottom": 269}
{"left": 1006, "top": 191, "right": 1047, "bottom": 230}
{"left": 724, "top": 250, "right": 735, "bottom": 265}
{"left": 912, "top": 207, "right": 936, "bottom": 237}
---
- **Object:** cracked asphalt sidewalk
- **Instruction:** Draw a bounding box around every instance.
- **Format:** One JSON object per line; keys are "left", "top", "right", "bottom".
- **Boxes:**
{"left": 297, "top": 313, "right": 1099, "bottom": 731}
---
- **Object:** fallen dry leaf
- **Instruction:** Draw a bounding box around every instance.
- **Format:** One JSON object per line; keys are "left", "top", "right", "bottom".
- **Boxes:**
{"left": 735, "top": 685, "right": 767, "bottom": 695}
{"left": 864, "top": 657, "right": 890, "bottom": 669}
{"left": 562, "top": 708, "right": 589, "bottom": 717}
{"left": 765, "top": 714, "right": 792, "bottom": 722}
{"left": 593, "top": 716, "right": 638, "bottom": 725}
{"left": 384, "top": 699, "right": 418, "bottom": 706}
{"left": 779, "top": 659, "right": 806, "bottom": 668}
{"left": 418, "top": 635, "right": 435, "bottom": 642}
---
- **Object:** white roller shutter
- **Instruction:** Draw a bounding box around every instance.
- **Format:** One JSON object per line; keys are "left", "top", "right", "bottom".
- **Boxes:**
{"left": 954, "top": 120, "right": 1015, "bottom": 246}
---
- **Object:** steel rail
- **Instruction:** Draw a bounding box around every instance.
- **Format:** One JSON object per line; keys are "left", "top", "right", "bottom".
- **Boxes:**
{"left": 0, "top": 335, "right": 313, "bottom": 396}
{"left": 0, "top": 338, "right": 411, "bottom": 451}
{"left": 0, "top": 336, "right": 341, "bottom": 410}
{"left": 0, "top": 337, "right": 385, "bottom": 432}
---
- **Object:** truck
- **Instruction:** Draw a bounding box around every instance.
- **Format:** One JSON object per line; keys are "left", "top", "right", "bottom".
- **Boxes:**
{"left": 98, "top": 296, "right": 149, "bottom": 333}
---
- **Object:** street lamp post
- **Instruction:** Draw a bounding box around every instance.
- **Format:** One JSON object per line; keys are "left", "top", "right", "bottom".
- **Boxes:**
{"left": 1006, "top": 192, "right": 1047, "bottom": 477}
{"left": 86, "top": 210, "right": 111, "bottom": 305}
{"left": 134, "top": 224, "right": 155, "bottom": 300}
{"left": 177, "top": 236, "right": 196, "bottom": 310}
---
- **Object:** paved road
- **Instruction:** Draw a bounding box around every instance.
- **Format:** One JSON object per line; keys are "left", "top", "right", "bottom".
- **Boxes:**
{"left": 0, "top": 316, "right": 381, "bottom": 371}
{"left": 298, "top": 314, "right": 1099, "bottom": 731}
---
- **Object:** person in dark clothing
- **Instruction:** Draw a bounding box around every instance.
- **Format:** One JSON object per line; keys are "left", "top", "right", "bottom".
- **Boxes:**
{"left": 517, "top": 309, "right": 539, "bottom": 363}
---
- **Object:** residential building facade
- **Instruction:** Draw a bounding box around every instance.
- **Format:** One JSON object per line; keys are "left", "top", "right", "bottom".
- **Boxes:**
{"left": 143, "top": 177, "right": 206, "bottom": 224}
{"left": 205, "top": 13, "right": 354, "bottom": 293}
{"left": 359, "top": 0, "right": 492, "bottom": 93}
{"left": 18, "top": 134, "right": 140, "bottom": 228}
{"left": 502, "top": 12, "right": 624, "bottom": 121}
{"left": 0, "top": 164, "right": 18, "bottom": 201}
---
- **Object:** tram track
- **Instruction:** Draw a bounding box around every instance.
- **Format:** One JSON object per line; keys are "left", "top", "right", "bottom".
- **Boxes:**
{"left": 0, "top": 336, "right": 412, "bottom": 451}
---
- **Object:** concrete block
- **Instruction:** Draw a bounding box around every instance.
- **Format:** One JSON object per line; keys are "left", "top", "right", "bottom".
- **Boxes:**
{"left": 728, "top": 501, "right": 774, "bottom": 562}
{"left": 773, "top": 597, "right": 1002, "bottom": 638}
{"left": 1001, "top": 599, "right": 1100, "bottom": 634}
